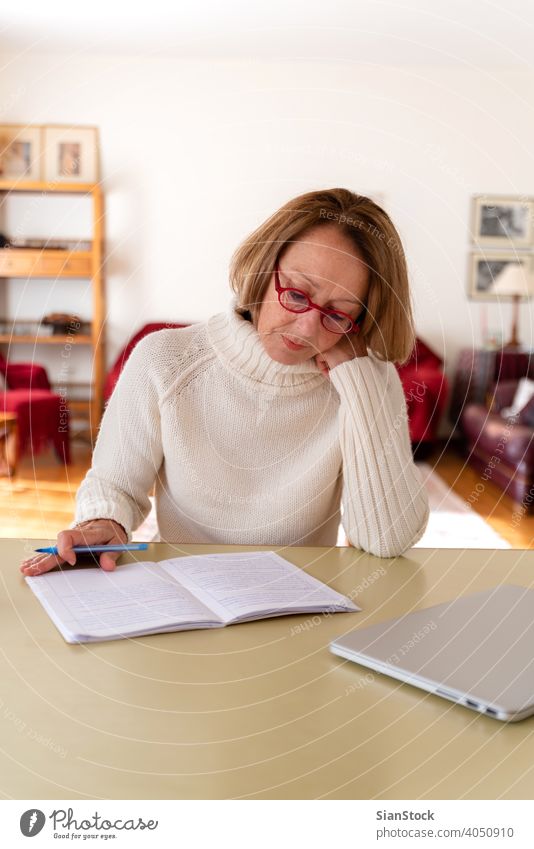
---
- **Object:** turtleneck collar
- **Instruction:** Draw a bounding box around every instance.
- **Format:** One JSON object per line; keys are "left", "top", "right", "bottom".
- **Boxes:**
{"left": 206, "top": 298, "right": 327, "bottom": 396}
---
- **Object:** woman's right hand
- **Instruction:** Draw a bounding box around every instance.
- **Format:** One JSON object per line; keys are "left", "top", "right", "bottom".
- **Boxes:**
{"left": 19, "top": 518, "right": 128, "bottom": 577}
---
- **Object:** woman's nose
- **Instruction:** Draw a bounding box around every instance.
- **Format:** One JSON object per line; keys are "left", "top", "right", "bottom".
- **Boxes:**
{"left": 292, "top": 309, "right": 323, "bottom": 338}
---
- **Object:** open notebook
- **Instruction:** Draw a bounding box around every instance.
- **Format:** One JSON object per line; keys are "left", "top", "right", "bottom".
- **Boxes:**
{"left": 25, "top": 550, "right": 360, "bottom": 643}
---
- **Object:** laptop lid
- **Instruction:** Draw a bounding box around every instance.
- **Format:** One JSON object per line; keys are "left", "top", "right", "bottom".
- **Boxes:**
{"left": 330, "top": 584, "right": 534, "bottom": 722}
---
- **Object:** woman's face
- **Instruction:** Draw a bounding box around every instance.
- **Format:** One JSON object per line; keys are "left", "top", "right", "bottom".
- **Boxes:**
{"left": 255, "top": 224, "right": 370, "bottom": 365}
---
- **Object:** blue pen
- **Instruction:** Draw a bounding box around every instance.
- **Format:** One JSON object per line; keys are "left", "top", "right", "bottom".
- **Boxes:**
{"left": 35, "top": 543, "right": 149, "bottom": 555}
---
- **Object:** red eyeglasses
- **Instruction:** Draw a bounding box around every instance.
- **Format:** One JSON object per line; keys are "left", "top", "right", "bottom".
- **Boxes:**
{"left": 274, "top": 261, "right": 366, "bottom": 335}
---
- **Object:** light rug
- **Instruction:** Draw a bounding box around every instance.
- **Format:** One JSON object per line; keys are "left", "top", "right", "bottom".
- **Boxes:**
{"left": 412, "top": 462, "right": 511, "bottom": 549}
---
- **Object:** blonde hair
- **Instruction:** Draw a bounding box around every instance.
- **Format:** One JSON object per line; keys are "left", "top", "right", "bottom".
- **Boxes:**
{"left": 229, "top": 187, "right": 415, "bottom": 364}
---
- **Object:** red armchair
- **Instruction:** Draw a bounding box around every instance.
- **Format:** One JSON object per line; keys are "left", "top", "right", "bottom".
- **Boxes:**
{"left": 104, "top": 322, "right": 189, "bottom": 403}
{"left": 396, "top": 338, "right": 449, "bottom": 453}
{"left": 0, "top": 352, "right": 71, "bottom": 465}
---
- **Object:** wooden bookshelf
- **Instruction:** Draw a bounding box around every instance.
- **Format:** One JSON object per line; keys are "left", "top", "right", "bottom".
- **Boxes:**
{"left": 0, "top": 181, "right": 105, "bottom": 439}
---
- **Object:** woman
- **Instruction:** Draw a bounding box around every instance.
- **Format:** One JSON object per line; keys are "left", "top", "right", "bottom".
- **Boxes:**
{"left": 20, "top": 188, "right": 429, "bottom": 576}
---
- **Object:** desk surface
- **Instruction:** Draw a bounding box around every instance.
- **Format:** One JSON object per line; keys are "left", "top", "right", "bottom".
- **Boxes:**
{"left": 2, "top": 540, "right": 534, "bottom": 800}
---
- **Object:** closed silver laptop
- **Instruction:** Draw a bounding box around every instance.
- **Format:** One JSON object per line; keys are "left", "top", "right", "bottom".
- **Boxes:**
{"left": 330, "top": 584, "right": 534, "bottom": 722}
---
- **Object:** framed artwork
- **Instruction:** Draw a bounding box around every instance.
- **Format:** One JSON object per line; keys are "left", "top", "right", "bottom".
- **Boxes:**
{"left": 0, "top": 124, "right": 42, "bottom": 180}
{"left": 472, "top": 195, "right": 534, "bottom": 248}
{"left": 468, "top": 251, "right": 534, "bottom": 301}
{"left": 43, "top": 125, "right": 99, "bottom": 183}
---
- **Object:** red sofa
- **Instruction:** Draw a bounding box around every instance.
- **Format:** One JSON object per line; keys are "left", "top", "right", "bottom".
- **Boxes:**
{"left": 104, "top": 322, "right": 189, "bottom": 403}
{"left": 0, "top": 353, "right": 71, "bottom": 465}
{"left": 396, "top": 338, "right": 449, "bottom": 453}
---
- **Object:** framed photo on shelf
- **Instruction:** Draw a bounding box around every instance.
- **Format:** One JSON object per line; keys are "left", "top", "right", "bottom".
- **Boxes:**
{"left": 468, "top": 251, "right": 534, "bottom": 301}
{"left": 43, "top": 125, "right": 99, "bottom": 182}
{"left": 471, "top": 194, "right": 534, "bottom": 248}
{"left": 0, "top": 124, "right": 42, "bottom": 180}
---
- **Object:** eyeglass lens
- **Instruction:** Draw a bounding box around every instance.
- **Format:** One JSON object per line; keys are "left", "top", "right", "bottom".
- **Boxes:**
{"left": 279, "top": 289, "right": 353, "bottom": 333}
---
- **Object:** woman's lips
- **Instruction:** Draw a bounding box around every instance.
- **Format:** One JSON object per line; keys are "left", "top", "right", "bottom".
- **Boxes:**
{"left": 281, "top": 335, "right": 307, "bottom": 351}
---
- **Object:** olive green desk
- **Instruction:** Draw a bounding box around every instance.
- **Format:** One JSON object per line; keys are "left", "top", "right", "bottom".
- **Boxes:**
{"left": 2, "top": 540, "right": 534, "bottom": 799}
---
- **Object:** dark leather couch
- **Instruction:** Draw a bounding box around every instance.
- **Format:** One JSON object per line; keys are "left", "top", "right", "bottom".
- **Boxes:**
{"left": 460, "top": 379, "right": 534, "bottom": 508}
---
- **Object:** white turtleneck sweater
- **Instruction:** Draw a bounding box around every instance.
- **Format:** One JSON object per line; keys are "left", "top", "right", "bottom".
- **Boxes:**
{"left": 72, "top": 301, "right": 429, "bottom": 557}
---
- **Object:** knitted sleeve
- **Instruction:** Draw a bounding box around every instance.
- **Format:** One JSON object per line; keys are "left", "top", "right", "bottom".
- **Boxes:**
{"left": 71, "top": 333, "right": 166, "bottom": 541}
{"left": 329, "top": 354, "right": 429, "bottom": 557}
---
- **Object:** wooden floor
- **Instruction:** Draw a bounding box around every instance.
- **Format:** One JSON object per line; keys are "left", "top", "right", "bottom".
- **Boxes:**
{"left": 1, "top": 440, "right": 534, "bottom": 548}
{"left": 0, "top": 442, "right": 92, "bottom": 541}
{"left": 430, "top": 443, "right": 534, "bottom": 549}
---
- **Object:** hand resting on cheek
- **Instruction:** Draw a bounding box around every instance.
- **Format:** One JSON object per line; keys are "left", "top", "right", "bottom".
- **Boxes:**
{"left": 315, "top": 330, "right": 368, "bottom": 378}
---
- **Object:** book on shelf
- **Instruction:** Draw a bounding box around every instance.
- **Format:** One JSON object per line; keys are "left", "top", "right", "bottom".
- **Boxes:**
{"left": 0, "top": 318, "right": 91, "bottom": 336}
{"left": 24, "top": 551, "right": 360, "bottom": 644}
{"left": 4, "top": 237, "right": 92, "bottom": 251}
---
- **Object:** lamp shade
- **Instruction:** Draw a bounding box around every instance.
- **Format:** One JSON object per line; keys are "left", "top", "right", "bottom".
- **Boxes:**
{"left": 489, "top": 262, "right": 534, "bottom": 298}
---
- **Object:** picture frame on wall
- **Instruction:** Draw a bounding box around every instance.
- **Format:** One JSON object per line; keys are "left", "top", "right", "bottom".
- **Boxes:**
{"left": 472, "top": 195, "right": 534, "bottom": 248}
{"left": 0, "top": 124, "right": 42, "bottom": 180}
{"left": 468, "top": 251, "right": 534, "bottom": 301}
{"left": 43, "top": 125, "right": 99, "bottom": 183}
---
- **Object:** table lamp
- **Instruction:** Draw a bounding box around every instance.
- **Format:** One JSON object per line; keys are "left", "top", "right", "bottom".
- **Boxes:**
{"left": 489, "top": 262, "right": 534, "bottom": 349}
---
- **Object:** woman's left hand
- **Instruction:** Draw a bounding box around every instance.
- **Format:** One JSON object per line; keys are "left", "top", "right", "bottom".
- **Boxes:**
{"left": 315, "top": 332, "right": 368, "bottom": 378}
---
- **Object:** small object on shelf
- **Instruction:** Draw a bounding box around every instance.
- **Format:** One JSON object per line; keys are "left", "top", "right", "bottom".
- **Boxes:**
{"left": 42, "top": 313, "right": 84, "bottom": 335}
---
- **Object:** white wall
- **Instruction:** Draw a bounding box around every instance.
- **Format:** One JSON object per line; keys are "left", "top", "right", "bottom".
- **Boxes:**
{"left": 1, "top": 52, "right": 534, "bottom": 390}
